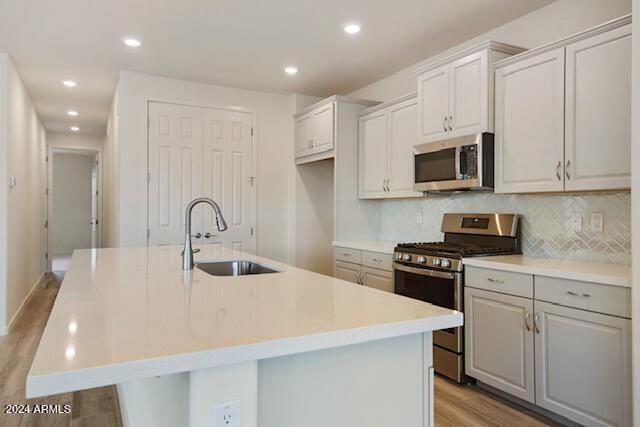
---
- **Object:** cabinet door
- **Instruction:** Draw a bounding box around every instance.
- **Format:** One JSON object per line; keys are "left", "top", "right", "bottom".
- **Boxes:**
{"left": 417, "top": 64, "right": 450, "bottom": 143}
{"left": 387, "top": 97, "right": 421, "bottom": 198}
{"left": 361, "top": 267, "right": 393, "bottom": 293}
{"left": 565, "top": 24, "right": 631, "bottom": 191}
{"left": 334, "top": 260, "right": 362, "bottom": 284}
{"left": 495, "top": 48, "right": 565, "bottom": 193}
{"left": 311, "top": 102, "right": 335, "bottom": 154}
{"left": 448, "top": 50, "right": 488, "bottom": 136}
{"left": 464, "top": 288, "right": 534, "bottom": 403}
{"left": 534, "top": 301, "right": 631, "bottom": 427}
{"left": 294, "top": 113, "right": 313, "bottom": 158}
{"left": 358, "top": 109, "right": 388, "bottom": 198}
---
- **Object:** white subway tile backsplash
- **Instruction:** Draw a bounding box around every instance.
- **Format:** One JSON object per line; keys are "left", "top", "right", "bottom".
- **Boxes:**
{"left": 377, "top": 191, "right": 631, "bottom": 265}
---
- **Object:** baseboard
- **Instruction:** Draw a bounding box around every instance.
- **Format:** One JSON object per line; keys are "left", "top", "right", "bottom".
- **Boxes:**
{"left": 116, "top": 384, "right": 130, "bottom": 427}
{"left": 1, "top": 272, "right": 48, "bottom": 336}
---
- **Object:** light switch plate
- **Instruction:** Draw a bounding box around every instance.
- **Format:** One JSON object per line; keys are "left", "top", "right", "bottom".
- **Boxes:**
{"left": 213, "top": 400, "right": 240, "bottom": 427}
{"left": 9, "top": 176, "right": 16, "bottom": 189}
{"left": 569, "top": 213, "right": 582, "bottom": 232}
{"left": 590, "top": 212, "right": 604, "bottom": 233}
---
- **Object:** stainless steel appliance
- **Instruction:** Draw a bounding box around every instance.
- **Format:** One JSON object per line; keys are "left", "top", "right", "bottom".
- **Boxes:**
{"left": 393, "top": 213, "right": 520, "bottom": 382}
{"left": 413, "top": 133, "right": 494, "bottom": 192}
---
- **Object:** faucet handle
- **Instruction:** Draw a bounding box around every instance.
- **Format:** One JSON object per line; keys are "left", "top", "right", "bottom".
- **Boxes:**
{"left": 181, "top": 248, "right": 201, "bottom": 256}
{"left": 191, "top": 232, "right": 202, "bottom": 239}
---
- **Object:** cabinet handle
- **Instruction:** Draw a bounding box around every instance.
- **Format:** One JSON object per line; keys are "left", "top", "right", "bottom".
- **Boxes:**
{"left": 533, "top": 313, "right": 540, "bottom": 334}
{"left": 357, "top": 272, "right": 363, "bottom": 285}
{"left": 567, "top": 290, "right": 591, "bottom": 298}
{"left": 487, "top": 278, "right": 504, "bottom": 284}
{"left": 443, "top": 117, "right": 448, "bottom": 132}
{"left": 385, "top": 179, "right": 390, "bottom": 192}
{"left": 342, "top": 253, "right": 351, "bottom": 257}
{"left": 556, "top": 161, "right": 562, "bottom": 181}
{"left": 448, "top": 115, "right": 453, "bottom": 131}
{"left": 191, "top": 232, "right": 202, "bottom": 239}
{"left": 565, "top": 160, "right": 571, "bottom": 180}
{"left": 524, "top": 310, "right": 531, "bottom": 332}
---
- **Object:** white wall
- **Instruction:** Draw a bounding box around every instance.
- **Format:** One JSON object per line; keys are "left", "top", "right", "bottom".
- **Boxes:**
{"left": 103, "top": 87, "right": 120, "bottom": 248}
{"left": 47, "top": 131, "right": 103, "bottom": 151}
{"left": 51, "top": 152, "right": 94, "bottom": 254}
{"left": 0, "top": 55, "right": 47, "bottom": 334}
{"left": 631, "top": 0, "right": 639, "bottom": 423}
{"left": 106, "top": 71, "right": 294, "bottom": 263}
{"left": 349, "top": 0, "right": 632, "bottom": 101}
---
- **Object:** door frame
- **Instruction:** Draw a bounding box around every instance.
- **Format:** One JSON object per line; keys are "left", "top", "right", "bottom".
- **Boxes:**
{"left": 145, "top": 98, "right": 258, "bottom": 253}
{"left": 46, "top": 145, "right": 103, "bottom": 272}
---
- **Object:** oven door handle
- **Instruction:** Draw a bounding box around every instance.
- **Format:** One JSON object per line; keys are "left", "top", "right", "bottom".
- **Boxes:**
{"left": 393, "top": 263, "right": 456, "bottom": 280}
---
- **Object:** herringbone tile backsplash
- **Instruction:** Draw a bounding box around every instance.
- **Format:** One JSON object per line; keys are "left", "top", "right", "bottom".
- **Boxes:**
{"left": 377, "top": 191, "right": 631, "bottom": 265}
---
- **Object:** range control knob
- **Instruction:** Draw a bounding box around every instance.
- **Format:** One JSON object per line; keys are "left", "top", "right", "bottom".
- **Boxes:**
{"left": 417, "top": 256, "right": 427, "bottom": 264}
{"left": 432, "top": 258, "right": 441, "bottom": 266}
{"left": 402, "top": 254, "right": 412, "bottom": 262}
{"left": 395, "top": 253, "right": 403, "bottom": 260}
{"left": 440, "top": 259, "right": 451, "bottom": 269}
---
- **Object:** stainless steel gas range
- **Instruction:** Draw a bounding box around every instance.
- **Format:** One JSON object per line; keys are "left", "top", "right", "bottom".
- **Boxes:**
{"left": 393, "top": 213, "right": 520, "bottom": 383}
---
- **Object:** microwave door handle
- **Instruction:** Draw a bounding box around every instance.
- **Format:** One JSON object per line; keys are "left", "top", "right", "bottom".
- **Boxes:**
{"left": 455, "top": 147, "right": 462, "bottom": 179}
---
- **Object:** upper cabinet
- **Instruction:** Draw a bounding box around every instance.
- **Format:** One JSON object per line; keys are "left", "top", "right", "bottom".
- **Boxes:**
{"left": 495, "top": 16, "right": 631, "bottom": 193}
{"left": 358, "top": 93, "right": 422, "bottom": 199}
{"left": 294, "top": 96, "right": 378, "bottom": 165}
{"left": 415, "top": 41, "right": 525, "bottom": 145}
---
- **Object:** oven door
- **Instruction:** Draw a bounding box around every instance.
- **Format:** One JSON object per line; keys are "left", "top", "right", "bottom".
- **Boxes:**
{"left": 393, "top": 263, "right": 462, "bottom": 353}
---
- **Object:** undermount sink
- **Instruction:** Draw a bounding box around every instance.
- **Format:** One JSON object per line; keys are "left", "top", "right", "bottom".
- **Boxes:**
{"left": 196, "top": 261, "right": 279, "bottom": 276}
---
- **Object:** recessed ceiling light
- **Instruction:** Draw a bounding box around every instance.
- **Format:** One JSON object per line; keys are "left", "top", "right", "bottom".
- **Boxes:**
{"left": 62, "top": 80, "right": 77, "bottom": 88}
{"left": 67, "top": 110, "right": 78, "bottom": 117}
{"left": 284, "top": 66, "right": 298, "bottom": 75}
{"left": 343, "top": 22, "right": 361, "bottom": 34}
{"left": 70, "top": 126, "right": 80, "bottom": 132}
{"left": 122, "top": 37, "right": 142, "bottom": 47}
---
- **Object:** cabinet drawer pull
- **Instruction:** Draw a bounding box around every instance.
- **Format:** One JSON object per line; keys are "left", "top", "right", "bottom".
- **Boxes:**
{"left": 487, "top": 278, "right": 504, "bottom": 284}
{"left": 565, "top": 160, "right": 571, "bottom": 180}
{"left": 567, "top": 290, "right": 591, "bottom": 298}
{"left": 555, "top": 161, "right": 562, "bottom": 181}
{"left": 448, "top": 115, "right": 453, "bottom": 131}
{"left": 443, "top": 117, "right": 447, "bottom": 132}
{"left": 372, "top": 258, "right": 382, "bottom": 263}
{"left": 342, "top": 253, "right": 351, "bottom": 257}
{"left": 533, "top": 312, "right": 540, "bottom": 334}
{"left": 524, "top": 310, "right": 531, "bottom": 332}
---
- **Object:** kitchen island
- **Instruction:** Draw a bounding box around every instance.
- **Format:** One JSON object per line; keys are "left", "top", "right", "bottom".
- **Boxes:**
{"left": 27, "top": 246, "right": 462, "bottom": 427}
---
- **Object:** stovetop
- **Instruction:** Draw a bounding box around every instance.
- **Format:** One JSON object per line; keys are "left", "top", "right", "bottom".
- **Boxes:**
{"left": 395, "top": 242, "right": 519, "bottom": 258}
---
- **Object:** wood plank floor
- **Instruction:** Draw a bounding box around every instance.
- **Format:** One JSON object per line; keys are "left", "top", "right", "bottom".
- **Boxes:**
{"left": 0, "top": 272, "right": 563, "bottom": 427}
{"left": 0, "top": 273, "right": 122, "bottom": 427}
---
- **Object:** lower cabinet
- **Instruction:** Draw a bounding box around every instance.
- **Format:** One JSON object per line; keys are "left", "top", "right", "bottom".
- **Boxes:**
{"left": 534, "top": 301, "right": 631, "bottom": 427}
{"left": 465, "top": 273, "right": 631, "bottom": 427}
{"left": 465, "top": 288, "right": 535, "bottom": 403}
{"left": 333, "top": 247, "right": 393, "bottom": 293}
{"left": 361, "top": 267, "right": 393, "bottom": 293}
{"left": 335, "top": 260, "right": 362, "bottom": 283}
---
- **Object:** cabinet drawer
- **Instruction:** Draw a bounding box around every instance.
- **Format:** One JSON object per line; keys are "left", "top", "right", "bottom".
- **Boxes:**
{"left": 333, "top": 247, "right": 362, "bottom": 264}
{"left": 465, "top": 266, "right": 533, "bottom": 298}
{"left": 535, "top": 276, "right": 631, "bottom": 318}
{"left": 362, "top": 251, "right": 393, "bottom": 271}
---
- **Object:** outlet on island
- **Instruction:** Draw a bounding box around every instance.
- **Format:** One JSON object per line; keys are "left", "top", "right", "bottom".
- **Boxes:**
{"left": 213, "top": 400, "right": 240, "bottom": 427}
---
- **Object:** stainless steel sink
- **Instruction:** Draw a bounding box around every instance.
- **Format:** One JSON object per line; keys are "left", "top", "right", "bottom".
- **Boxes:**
{"left": 196, "top": 261, "right": 279, "bottom": 276}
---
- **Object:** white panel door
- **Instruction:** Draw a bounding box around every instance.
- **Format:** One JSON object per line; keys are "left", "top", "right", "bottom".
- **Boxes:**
{"left": 417, "top": 64, "right": 449, "bottom": 143}
{"left": 203, "top": 108, "right": 254, "bottom": 252}
{"left": 495, "top": 48, "right": 566, "bottom": 193}
{"left": 534, "top": 301, "right": 631, "bottom": 427}
{"left": 387, "top": 97, "right": 421, "bottom": 198}
{"left": 464, "top": 288, "right": 534, "bottom": 403}
{"left": 564, "top": 24, "right": 631, "bottom": 191}
{"left": 361, "top": 267, "right": 393, "bottom": 293}
{"left": 148, "top": 102, "right": 204, "bottom": 246}
{"left": 449, "top": 50, "right": 488, "bottom": 136}
{"left": 358, "top": 109, "right": 388, "bottom": 198}
{"left": 294, "top": 113, "right": 313, "bottom": 158}
{"left": 334, "top": 260, "right": 361, "bottom": 284}
{"left": 310, "top": 103, "right": 334, "bottom": 154}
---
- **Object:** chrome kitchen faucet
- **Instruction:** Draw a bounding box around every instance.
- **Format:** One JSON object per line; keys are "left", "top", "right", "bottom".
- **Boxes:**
{"left": 182, "top": 198, "right": 228, "bottom": 270}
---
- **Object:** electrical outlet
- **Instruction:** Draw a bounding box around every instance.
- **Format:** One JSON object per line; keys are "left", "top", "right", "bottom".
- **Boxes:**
{"left": 9, "top": 176, "right": 16, "bottom": 189}
{"left": 590, "top": 212, "right": 604, "bottom": 233}
{"left": 213, "top": 400, "right": 240, "bottom": 427}
{"left": 416, "top": 210, "right": 423, "bottom": 225}
{"left": 569, "top": 213, "right": 582, "bottom": 232}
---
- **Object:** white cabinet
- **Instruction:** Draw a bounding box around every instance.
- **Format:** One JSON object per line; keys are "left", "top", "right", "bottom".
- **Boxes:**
{"left": 534, "top": 301, "right": 631, "bottom": 427}
{"left": 495, "top": 17, "right": 631, "bottom": 193}
{"left": 333, "top": 246, "right": 393, "bottom": 293}
{"left": 465, "top": 288, "right": 535, "bottom": 403}
{"left": 415, "top": 41, "right": 524, "bottom": 145}
{"left": 335, "top": 260, "right": 361, "bottom": 284}
{"left": 294, "top": 112, "right": 313, "bottom": 158}
{"left": 358, "top": 94, "right": 421, "bottom": 199}
{"left": 361, "top": 267, "right": 393, "bottom": 293}
{"left": 311, "top": 103, "right": 335, "bottom": 154}
{"left": 495, "top": 48, "right": 566, "bottom": 193}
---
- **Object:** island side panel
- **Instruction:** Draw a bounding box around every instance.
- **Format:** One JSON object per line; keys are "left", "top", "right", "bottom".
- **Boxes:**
{"left": 258, "top": 332, "right": 434, "bottom": 427}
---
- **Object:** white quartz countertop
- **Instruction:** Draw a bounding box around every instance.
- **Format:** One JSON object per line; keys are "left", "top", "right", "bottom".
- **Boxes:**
{"left": 27, "top": 246, "right": 462, "bottom": 398}
{"left": 462, "top": 255, "right": 631, "bottom": 287}
{"left": 332, "top": 240, "right": 397, "bottom": 254}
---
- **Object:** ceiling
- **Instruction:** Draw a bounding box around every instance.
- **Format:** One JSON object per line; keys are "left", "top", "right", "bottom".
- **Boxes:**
{"left": 0, "top": 0, "right": 554, "bottom": 136}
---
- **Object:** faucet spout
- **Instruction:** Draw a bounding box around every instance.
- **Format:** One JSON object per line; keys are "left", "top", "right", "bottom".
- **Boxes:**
{"left": 182, "top": 198, "right": 228, "bottom": 270}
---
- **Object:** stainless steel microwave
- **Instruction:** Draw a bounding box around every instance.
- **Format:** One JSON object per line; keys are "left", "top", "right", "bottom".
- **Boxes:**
{"left": 413, "top": 133, "right": 494, "bottom": 192}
